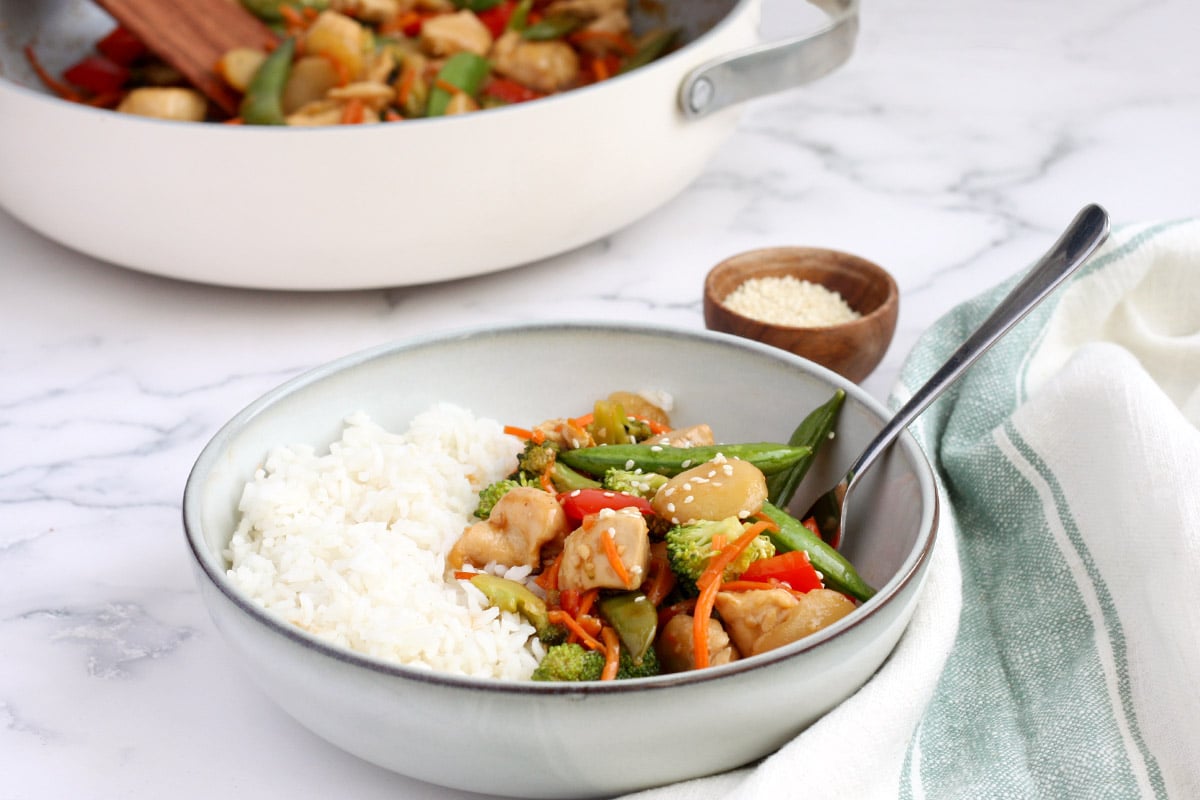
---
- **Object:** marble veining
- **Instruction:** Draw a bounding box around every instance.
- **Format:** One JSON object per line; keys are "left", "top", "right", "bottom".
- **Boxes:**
{"left": 3, "top": 0, "right": 1199, "bottom": 796}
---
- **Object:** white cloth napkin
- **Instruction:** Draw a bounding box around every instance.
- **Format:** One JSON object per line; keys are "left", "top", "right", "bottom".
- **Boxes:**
{"left": 623, "top": 218, "right": 1200, "bottom": 799}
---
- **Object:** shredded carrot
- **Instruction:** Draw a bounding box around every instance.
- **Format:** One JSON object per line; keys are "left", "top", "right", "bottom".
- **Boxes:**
{"left": 531, "top": 428, "right": 547, "bottom": 445}
{"left": 643, "top": 554, "right": 676, "bottom": 606}
{"left": 539, "top": 471, "right": 555, "bottom": 493}
{"left": 577, "top": 614, "right": 603, "bottom": 637}
{"left": 383, "top": 109, "right": 404, "bottom": 122}
{"left": 630, "top": 415, "right": 671, "bottom": 435}
{"left": 435, "top": 78, "right": 462, "bottom": 95}
{"left": 571, "top": 412, "right": 594, "bottom": 428}
{"left": 548, "top": 609, "right": 603, "bottom": 650}
{"left": 453, "top": 571, "right": 478, "bottom": 581}
{"left": 279, "top": 4, "right": 308, "bottom": 35}
{"left": 503, "top": 425, "right": 534, "bottom": 439}
{"left": 692, "top": 577, "right": 721, "bottom": 670}
{"left": 591, "top": 57, "right": 610, "bottom": 82}
{"left": 223, "top": 117, "right": 246, "bottom": 124}
{"left": 340, "top": 97, "right": 366, "bottom": 124}
{"left": 711, "top": 533, "right": 728, "bottom": 553}
{"left": 569, "top": 29, "right": 636, "bottom": 56}
{"left": 322, "top": 54, "right": 350, "bottom": 87}
{"left": 577, "top": 587, "right": 601, "bottom": 618}
{"left": 600, "top": 626, "right": 621, "bottom": 681}
{"left": 379, "top": 10, "right": 422, "bottom": 35}
{"left": 23, "top": 45, "right": 83, "bottom": 102}
{"left": 600, "top": 529, "right": 632, "bottom": 587}
{"left": 534, "top": 551, "right": 563, "bottom": 591}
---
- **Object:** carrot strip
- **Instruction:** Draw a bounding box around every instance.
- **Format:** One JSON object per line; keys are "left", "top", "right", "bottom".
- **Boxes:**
{"left": 531, "top": 428, "right": 547, "bottom": 445}
{"left": 453, "top": 571, "right": 478, "bottom": 581}
{"left": 630, "top": 415, "right": 671, "bottom": 435}
{"left": 577, "top": 587, "right": 601, "bottom": 618}
{"left": 534, "top": 551, "right": 563, "bottom": 591}
{"left": 569, "top": 29, "right": 636, "bottom": 55}
{"left": 600, "top": 626, "right": 621, "bottom": 681}
{"left": 643, "top": 554, "right": 676, "bottom": 606}
{"left": 548, "top": 610, "right": 603, "bottom": 650}
{"left": 717, "top": 579, "right": 789, "bottom": 593}
{"left": 223, "top": 117, "right": 246, "bottom": 124}
{"left": 577, "top": 614, "right": 602, "bottom": 637}
{"left": 692, "top": 577, "right": 721, "bottom": 670}
{"left": 600, "top": 529, "right": 632, "bottom": 587}
{"left": 539, "top": 471, "right": 555, "bottom": 493}
{"left": 711, "top": 533, "right": 727, "bottom": 553}
{"left": 23, "top": 45, "right": 83, "bottom": 102}
{"left": 322, "top": 54, "right": 350, "bottom": 87}
{"left": 383, "top": 109, "right": 404, "bottom": 121}
{"left": 435, "top": 78, "right": 462, "bottom": 95}
{"left": 591, "top": 57, "right": 610, "bottom": 82}
{"left": 340, "top": 97, "right": 366, "bottom": 124}
{"left": 571, "top": 412, "right": 594, "bottom": 428}
{"left": 503, "top": 425, "right": 534, "bottom": 439}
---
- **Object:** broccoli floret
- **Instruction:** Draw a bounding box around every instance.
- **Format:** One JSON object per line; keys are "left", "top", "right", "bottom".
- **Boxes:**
{"left": 665, "top": 517, "right": 776, "bottom": 596}
{"left": 602, "top": 468, "right": 668, "bottom": 499}
{"left": 531, "top": 643, "right": 604, "bottom": 682}
{"left": 538, "top": 621, "right": 570, "bottom": 646}
{"left": 616, "top": 644, "right": 660, "bottom": 679}
{"left": 530, "top": 641, "right": 661, "bottom": 681}
{"left": 473, "top": 478, "right": 523, "bottom": 519}
{"left": 517, "top": 439, "right": 560, "bottom": 476}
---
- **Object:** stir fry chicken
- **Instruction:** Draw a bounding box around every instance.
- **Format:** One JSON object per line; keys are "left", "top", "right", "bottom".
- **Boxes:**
{"left": 656, "top": 614, "right": 739, "bottom": 673}
{"left": 490, "top": 31, "right": 580, "bottom": 94}
{"left": 449, "top": 487, "right": 569, "bottom": 570}
{"left": 442, "top": 388, "right": 876, "bottom": 682}
{"left": 558, "top": 507, "right": 651, "bottom": 591}
{"left": 420, "top": 10, "right": 494, "bottom": 57}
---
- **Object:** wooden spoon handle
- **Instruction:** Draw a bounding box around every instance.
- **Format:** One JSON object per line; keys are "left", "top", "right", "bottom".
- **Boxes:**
{"left": 93, "top": 0, "right": 278, "bottom": 116}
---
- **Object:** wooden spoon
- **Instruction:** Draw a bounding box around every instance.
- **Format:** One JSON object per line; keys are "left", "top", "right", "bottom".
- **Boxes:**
{"left": 93, "top": 0, "right": 278, "bottom": 116}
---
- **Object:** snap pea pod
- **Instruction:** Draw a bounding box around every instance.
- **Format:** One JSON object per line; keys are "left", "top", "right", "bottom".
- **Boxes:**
{"left": 598, "top": 591, "right": 657, "bottom": 663}
{"left": 522, "top": 16, "right": 584, "bottom": 40}
{"left": 767, "top": 389, "right": 846, "bottom": 506}
{"left": 239, "top": 36, "right": 295, "bottom": 125}
{"left": 758, "top": 501, "right": 876, "bottom": 602}
{"left": 452, "top": 0, "right": 504, "bottom": 11}
{"left": 427, "top": 52, "right": 490, "bottom": 116}
{"left": 559, "top": 442, "right": 812, "bottom": 479}
{"left": 507, "top": 0, "right": 533, "bottom": 31}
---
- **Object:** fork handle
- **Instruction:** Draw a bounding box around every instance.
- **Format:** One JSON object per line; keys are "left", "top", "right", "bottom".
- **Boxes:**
{"left": 847, "top": 204, "right": 1110, "bottom": 483}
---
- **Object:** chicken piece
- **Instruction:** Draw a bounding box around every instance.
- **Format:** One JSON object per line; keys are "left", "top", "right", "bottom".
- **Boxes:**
{"left": 116, "top": 88, "right": 207, "bottom": 121}
{"left": 532, "top": 417, "right": 594, "bottom": 450}
{"left": 490, "top": 30, "right": 580, "bottom": 93}
{"left": 305, "top": 10, "right": 368, "bottom": 81}
{"left": 713, "top": 589, "right": 801, "bottom": 657}
{"left": 650, "top": 424, "right": 715, "bottom": 448}
{"left": 448, "top": 487, "right": 569, "bottom": 570}
{"left": 420, "top": 10, "right": 494, "bottom": 57}
{"left": 752, "top": 589, "right": 857, "bottom": 655}
{"left": 655, "top": 613, "right": 739, "bottom": 673}
{"left": 443, "top": 91, "right": 480, "bottom": 115}
{"left": 558, "top": 507, "right": 651, "bottom": 591}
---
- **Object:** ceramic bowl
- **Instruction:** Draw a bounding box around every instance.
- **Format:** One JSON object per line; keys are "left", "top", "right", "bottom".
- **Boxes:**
{"left": 704, "top": 247, "right": 900, "bottom": 383}
{"left": 182, "top": 321, "right": 937, "bottom": 798}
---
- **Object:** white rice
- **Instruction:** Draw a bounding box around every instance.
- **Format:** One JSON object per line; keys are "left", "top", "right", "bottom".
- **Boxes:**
{"left": 224, "top": 403, "right": 544, "bottom": 679}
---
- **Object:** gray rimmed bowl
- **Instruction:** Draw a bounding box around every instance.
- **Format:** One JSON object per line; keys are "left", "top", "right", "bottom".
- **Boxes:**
{"left": 182, "top": 321, "right": 937, "bottom": 799}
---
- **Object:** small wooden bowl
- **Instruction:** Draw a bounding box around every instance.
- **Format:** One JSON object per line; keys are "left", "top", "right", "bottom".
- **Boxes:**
{"left": 703, "top": 247, "right": 899, "bottom": 383}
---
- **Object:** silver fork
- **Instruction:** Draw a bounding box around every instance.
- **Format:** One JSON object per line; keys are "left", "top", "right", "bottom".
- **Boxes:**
{"left": 803, "top": 204, "right": 1110, "bottom": 549}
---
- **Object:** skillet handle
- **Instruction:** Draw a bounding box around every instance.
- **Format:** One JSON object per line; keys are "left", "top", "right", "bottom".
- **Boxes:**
{"left": 679, "top": 0, "right": 859, "bottom": 119}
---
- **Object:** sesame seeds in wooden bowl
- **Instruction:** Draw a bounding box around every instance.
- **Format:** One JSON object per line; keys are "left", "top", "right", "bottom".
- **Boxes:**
{"left": 703, "top": 247, "right": 899, "bottom": 383}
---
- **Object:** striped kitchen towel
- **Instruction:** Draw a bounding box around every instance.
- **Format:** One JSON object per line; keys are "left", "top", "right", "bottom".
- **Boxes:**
{"left": 628, "top": 218, "right": 1200, "bottom": 799}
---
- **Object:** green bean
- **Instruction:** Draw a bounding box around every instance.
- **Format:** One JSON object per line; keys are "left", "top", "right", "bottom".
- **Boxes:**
{"left": 521, "top": 16, "right": 583, "bottom": 40}
{"left": 759, "top": 502, "right": 876, "bottom": 602}
{"left": 559, "top": 442, "right": 813, "bottom": 479}
{"left": 239, "top": 36, "right": 295, "bottom": 125}
{"left": 768, "top": 389, "right": 846, "bottom": 506}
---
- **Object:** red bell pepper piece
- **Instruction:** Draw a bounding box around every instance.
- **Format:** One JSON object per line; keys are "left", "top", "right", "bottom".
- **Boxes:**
{"left": 476, "top": 1, "right": 516, "bottom": 38}
{"left": 740, "top": 550, "right": 824, "bottom": 593}
{"left": 62, "top": 55, "right": 130, "bottom": 96}
{"left": 95, "top": 26, "right": 148, "bottom": 66}
{"left": 482, "top": 76, "right": 543, "bottom": 104}
{"left": 556, "top": 488, "right": 653, "bottom": 523}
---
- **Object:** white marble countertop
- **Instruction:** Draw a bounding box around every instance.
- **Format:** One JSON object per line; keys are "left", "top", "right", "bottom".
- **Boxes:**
{"left": 4, "top": 0, "right": 1198, "bottom": 797}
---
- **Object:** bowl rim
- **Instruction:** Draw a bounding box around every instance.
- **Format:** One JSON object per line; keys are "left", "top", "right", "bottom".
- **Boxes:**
{"left": 0, "top": 0, "right": 756, "bottom": 129}
{"left": 704, "top": 245, "right": 900, "bottom": 333}
{"left": 182, "top": 320, "right": 937, "bottom": 695}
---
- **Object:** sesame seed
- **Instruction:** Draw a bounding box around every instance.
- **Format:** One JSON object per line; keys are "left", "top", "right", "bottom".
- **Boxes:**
{"left": 666, "top": 503, "right": 676, "bottom": 513}
{"left": 681, "top": 460, "right": 692, "bottom": 468}
{"left": 624, "top": 459, "right": 635, "bottom": 469}
{"left": 684, "top": 495, "right": 694, "bottom": 504}
{"left": 651, "top": 445, "right": 663, "bottom": 452}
